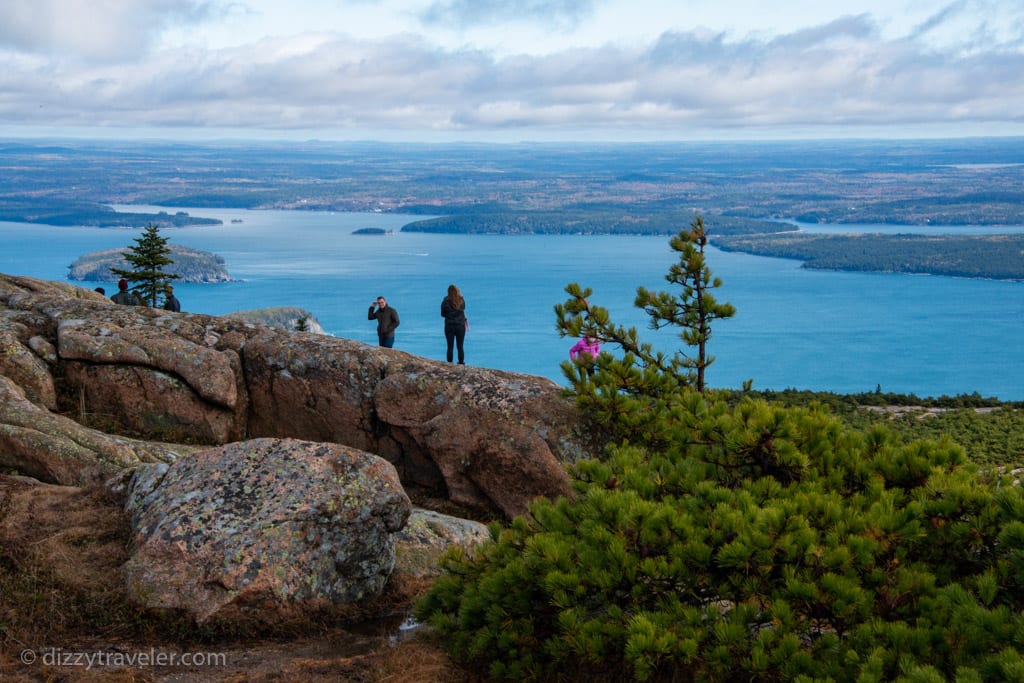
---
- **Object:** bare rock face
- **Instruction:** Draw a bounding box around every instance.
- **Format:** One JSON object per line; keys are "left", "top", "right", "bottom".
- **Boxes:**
{"left": 0, "top": 374, "right": 186, "bottom": 484}
{"left": 122, "top": 438, "right": 412, "bottom": 624}
{"left": 57, "top": 317, "right": 245, "bottom": 443}
{"left": 242, "top": 334, "right": 584, "bottom": 517}
{"left": 372, "top": 363, "right": 581, "bottom": 518}
{"left": 0, "top": 273, "right": 588, "bottom": 517}
{"left": 0, "top": 325, "right": 56, "bottom": 409}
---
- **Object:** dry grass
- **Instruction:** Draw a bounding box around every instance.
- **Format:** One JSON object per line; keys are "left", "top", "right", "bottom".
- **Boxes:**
{"left": 0, "top": 475, "right": 470, "bottom": 682}
{"left": 376, "top": 637, "right": 475, "bottom": 683}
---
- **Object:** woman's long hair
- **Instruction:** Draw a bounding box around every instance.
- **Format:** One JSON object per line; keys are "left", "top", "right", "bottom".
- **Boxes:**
{"left": 447, "top": 284, "right": 464, "bottom": 309}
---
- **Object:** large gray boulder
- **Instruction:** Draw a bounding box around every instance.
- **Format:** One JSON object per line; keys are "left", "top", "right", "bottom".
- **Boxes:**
{"left": 122, "top": 438, "right": 411, "bottom": 624}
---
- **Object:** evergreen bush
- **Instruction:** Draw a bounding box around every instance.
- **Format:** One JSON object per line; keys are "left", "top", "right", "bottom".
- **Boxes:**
{"left": 415, "top": 223, "right": 1024, "bottom": 681}
{"left": 415, "top": 396, "right": 1024, "bottom": 681}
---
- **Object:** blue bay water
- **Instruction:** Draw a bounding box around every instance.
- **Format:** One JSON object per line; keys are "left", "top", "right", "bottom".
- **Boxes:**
{"left": 2, "top": 207, "right": 1022, "bottom": 401}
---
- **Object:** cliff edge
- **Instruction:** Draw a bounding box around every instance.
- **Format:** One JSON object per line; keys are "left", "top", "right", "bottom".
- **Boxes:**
{"left": 0, "top": 272, "right": 589, "bottom": 518}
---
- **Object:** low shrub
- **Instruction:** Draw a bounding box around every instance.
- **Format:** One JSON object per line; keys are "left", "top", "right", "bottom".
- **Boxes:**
{"left": 416, "top": 395, "right": 1024, "bottom": 681}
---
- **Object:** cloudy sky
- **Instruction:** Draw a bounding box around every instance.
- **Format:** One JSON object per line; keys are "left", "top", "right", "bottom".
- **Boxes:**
{"left": 1, "top": 0, "right": 1022, "bottom": 141}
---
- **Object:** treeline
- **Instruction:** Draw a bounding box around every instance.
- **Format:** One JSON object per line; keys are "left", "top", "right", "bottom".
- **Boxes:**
{"left": 727, "top": 387, "right": 1011, "bottom": 410}
{"left": 714, "top": 232, "right": 1024, "bottom": 280}
{"left": 792, "top": 194, "right": 1024, "bottom": 225}
{"left": 719, "top": 387, "right": 1024, "bottom": 467}
{"left": 402, "top": 210, "right": 791, "bottom": 236}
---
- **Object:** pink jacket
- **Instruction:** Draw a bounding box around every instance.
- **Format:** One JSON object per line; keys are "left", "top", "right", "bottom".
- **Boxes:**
{"left": 569, "top": 338, "right": 601, "bottom": 360}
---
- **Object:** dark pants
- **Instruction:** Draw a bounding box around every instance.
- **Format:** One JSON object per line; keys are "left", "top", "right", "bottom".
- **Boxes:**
{"left": 445, "top": 325, "right": 465, "bottom": 364}
{"left": 379, "top": 335, "right": 394, "bottom": 348}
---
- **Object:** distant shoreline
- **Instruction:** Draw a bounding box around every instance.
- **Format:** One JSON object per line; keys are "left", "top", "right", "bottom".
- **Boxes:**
{"left": 8, "top": 199, "right": 1024, "bottom": 282}
{"left": 712, "top": 232, "right": 1024, "bottom": 282}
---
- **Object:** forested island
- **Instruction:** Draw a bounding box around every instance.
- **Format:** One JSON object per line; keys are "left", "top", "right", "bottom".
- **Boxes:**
{"left": 68, "top": 244, "right": 231, "bottom": 282}
{"left": 401, "top": 211, "right": 791, "bottom": 236}
{"left": 400, "top": 213, "right": 1023, "bottom": 280}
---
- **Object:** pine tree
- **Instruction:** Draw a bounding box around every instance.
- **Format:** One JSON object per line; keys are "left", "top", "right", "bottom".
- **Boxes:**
{"left": 110, "top": 223, "right": 180, "bottom": 306}
{"left": 556, "top": 214, "right": 734, "bottom": 396}
{"left": 553, "top": 216, "right": 737, "bottom": 448}
{"left": 634, "top": 215, "right": 736, "bottom": 394}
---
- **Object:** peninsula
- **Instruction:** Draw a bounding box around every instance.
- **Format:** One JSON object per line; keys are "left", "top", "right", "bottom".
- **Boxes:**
{"left": 713, "top": 232, "right": 1024, "bottom": 281}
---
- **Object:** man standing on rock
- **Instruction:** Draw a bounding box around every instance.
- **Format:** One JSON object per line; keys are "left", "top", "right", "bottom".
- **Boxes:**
{"left": 368, "top": 295, "right": 400, "bottom": 348}
{"left": 163, "top": 284, "right": 181, "bottom": 312}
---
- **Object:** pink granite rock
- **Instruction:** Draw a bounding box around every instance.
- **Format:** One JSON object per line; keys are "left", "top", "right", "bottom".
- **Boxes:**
{"left": 0, "top": 273, "right": 590, "bottom": 517}
{"left": 122, "top": 438, "right": 411, "bottom": 624}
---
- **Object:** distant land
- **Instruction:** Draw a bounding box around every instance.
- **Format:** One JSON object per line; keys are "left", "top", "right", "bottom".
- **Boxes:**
{"left": 715, "top": 233, "right": 1024, "bottom": 281}
{"left": 352, "top": 227, "right": 393, "bottom": 235}
{"left": 0, "top": 203, "right": 220, "bottom": 229}
{"left": 68, "top": 244, "right": 231, "bottom": 283}
{"left": 2, "top": 137, "right": 1023, "bottom": 280}
{"left": 400, "top": 211, "right": 791, "bottom": 236}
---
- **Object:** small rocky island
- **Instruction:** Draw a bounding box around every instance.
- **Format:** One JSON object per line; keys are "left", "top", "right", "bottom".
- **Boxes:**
{"left": 68, "top": 244, "right": 232, "bottom": 283}
{"left": 352, "top": 227, "right": 393, "bottom": 235}
{"left": 225, "top": 306, "right": 325, "bottom": 333}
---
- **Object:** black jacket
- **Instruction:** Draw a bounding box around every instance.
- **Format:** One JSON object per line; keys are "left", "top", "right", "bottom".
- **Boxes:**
{"left": 111, "top": 290, "right": 141, "bottom": 306}
{"left": 368, "top": 305, "right": 400, "bottom": 338}
{"left": 441, "top": 296, "right": 466, "bottom": 328}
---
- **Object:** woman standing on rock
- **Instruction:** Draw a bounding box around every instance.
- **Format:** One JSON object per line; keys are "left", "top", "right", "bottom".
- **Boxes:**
{"left": 441, "top": 284, "right": 467, "bottom": 364}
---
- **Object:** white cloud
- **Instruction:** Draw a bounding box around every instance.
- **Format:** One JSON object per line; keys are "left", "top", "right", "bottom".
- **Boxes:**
{"left": 0, "top": 1, "right": 1021, "bottom": 140}
{"left": 0, "top": 0, "right": 217, "bottom": 62}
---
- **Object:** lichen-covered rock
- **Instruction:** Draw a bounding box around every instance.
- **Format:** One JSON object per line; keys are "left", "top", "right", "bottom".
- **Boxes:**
{"left": 241, "top": 332, "right": 384, "bottom": 452}
{"left": 242, "top": 334, "right": 586, "bottom": 516}
{"left": 0, "top": 325, "right": 56, "bottom": 409}
{"left": 122, "top": 438, "right": 412, "bottom": 624}
{"left": 61, "top": 362, "right": 240, "bottom": 444}
{"left": 108, "top": 462, "right": 170, "bottom": 528}
{"left": 57, "top": 318, "right": 239, "bottom": 408}
{"left": 393, "top": 508, "right": 491, "bottom": 578}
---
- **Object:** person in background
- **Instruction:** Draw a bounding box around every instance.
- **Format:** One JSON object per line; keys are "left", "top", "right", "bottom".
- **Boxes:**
{"left": 163, "top": 284, "right": 181, "bottom": 312}
{"left": 569, "top": 335, "right": 601, "bottom": 376}
{"left": 368, "top": 295, "right": 400, "bottom": 348}
{"left": 440, "top": 284, "right": 468, "bottom": 364}
{"left": 93, "top": 287, "right": 106, "bottom": 296}
{"left": 110, "top": 278, "right": 141, "bottom": 306}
